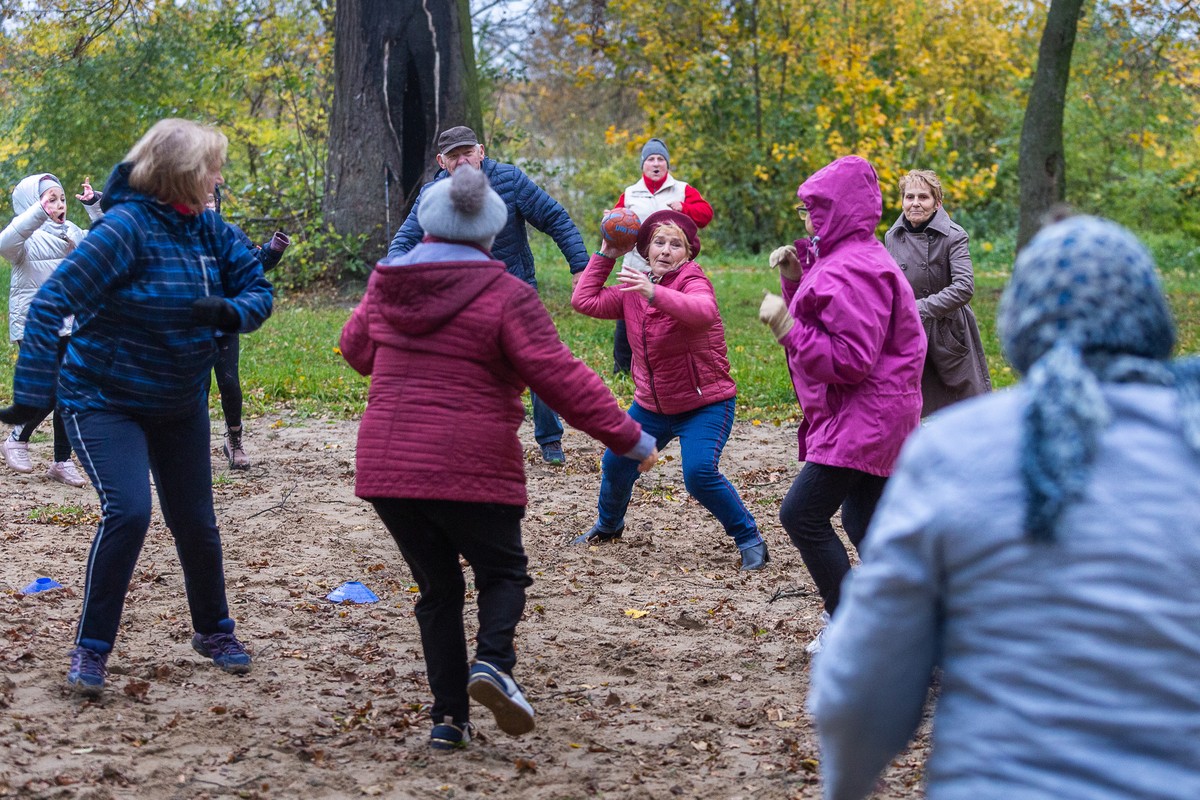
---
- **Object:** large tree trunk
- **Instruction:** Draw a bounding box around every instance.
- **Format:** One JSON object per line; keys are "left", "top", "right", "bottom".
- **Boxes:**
{"left": 1016, "top": 0, "right": 1086, "bottom": 251}
{"left": 324, "top": 0, "right": 480, "bottom": 261}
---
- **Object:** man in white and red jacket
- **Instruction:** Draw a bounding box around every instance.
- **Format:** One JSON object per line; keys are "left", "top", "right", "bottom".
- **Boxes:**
{"left": 610, "top": 138, "right": 713, "bottom": 374}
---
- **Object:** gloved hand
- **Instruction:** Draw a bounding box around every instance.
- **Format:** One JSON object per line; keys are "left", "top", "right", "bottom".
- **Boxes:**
{"left": 769, "top": 244, "right": 801, "bottom": 280}
{"left": 268, "top": 231, "right": 291, "bottom": 253}
{"left": 0, "top": 402, "right": 49, "bottom": 426}
{"left": 191, "top": 296, "right": 241, "bottom": 333}
{"left": 759, "top": 293, "right": 795, "bottom": 340}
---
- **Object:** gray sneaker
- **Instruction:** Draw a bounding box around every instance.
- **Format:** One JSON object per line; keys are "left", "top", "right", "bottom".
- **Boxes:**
{"left": 47, "top": 460, "right": 87, "bottom": 487}
{"left": 2, "top": 438, "right": 32, "bottom": 473}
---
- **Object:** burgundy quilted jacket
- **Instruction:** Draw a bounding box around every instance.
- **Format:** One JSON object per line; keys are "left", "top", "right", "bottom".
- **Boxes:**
{"left": 341, "top": 255, "right": 644, "bottom": 506}
{"left": 572, "top": 253, "right": 737, "bottom": 415}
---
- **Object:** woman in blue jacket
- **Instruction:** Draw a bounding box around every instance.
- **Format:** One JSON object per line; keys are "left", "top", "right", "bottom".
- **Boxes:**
{"left": 0, "top": 119, "right": 274, "bottom": 696}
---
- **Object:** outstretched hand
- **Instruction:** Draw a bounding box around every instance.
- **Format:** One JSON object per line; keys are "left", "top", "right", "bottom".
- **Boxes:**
{"left": 75, "top": 179, "right": 95, "bottom": 204}
{"left": 0, "top": 402, "right": 49, "bottom": 426}
{"left": 637, "top": 447, "right": 659, "bottom": 473}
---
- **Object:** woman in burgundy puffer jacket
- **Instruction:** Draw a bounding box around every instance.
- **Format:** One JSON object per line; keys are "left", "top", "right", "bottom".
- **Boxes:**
{"left": 341, "top": 167, "right": 657, "bottom": 751}
{"left": 571, "top": 209, "right": 769, "bottom": 571}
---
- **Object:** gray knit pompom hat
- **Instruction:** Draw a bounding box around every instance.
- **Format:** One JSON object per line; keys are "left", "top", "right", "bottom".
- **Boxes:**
{"left": 417, "top": 166, "right": 506, "bottom": 248}
{"left": 999, "top": 215, "right": 1200, "bottom": 541}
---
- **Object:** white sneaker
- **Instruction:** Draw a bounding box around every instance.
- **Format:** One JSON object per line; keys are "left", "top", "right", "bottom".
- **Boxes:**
{"left": 805, "top": 611, "right": 831, "bottom": 655}
{"left": 2, "top": 439, "right": 32, "bottom": 473}
{"left": 47, "top": 460, "right": 87, "bottom": 487}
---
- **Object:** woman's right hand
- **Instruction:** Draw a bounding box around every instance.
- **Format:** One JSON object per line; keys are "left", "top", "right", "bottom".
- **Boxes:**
{"left": 769, "top": 244, "right": 801, "bottom": 281}
{"left": 637, "top": 447, "right": 659, "bottom": 473}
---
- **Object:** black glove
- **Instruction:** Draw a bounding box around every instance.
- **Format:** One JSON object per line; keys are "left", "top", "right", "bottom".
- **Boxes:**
{"left": 0, "top": 402, "right": 50, "bottom": 426}
{"left": 191, "top": 296, "right": 241, "bottom": 333}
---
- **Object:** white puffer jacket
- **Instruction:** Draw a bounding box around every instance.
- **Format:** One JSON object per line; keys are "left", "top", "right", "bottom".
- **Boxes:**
{"left": 1, "top": 174, "right": 102, "bottom": 341}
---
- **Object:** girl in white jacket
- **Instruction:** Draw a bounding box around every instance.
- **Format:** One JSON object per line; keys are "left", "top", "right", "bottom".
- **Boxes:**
{"left": 0, "top": 173, "right": 102, "bottom": 485}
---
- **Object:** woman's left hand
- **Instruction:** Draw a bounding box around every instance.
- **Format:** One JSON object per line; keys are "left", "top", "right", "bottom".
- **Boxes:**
{"left": 618, "top": 267, "right": 655, "bottom": 302}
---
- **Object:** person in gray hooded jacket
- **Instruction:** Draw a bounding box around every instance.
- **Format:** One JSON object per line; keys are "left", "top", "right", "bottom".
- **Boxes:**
{"left": 810, "top": 216, "right": 1200, "bottom": 800}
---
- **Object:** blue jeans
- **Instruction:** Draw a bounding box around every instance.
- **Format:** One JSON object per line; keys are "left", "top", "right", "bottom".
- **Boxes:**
{"left": 63, "top": 400, "right": 235, "bottom": 652}
{"left": 370, "top": 497, "right": 531, "bottom": 726}
{"left": 779, "top": 462, "right": 887, "bottom": 615}
{"left": 596, "top": 398, "right": 761, "bottom": 550}
{"left": 530, "top": 391, "right": 562, "bottom": 446}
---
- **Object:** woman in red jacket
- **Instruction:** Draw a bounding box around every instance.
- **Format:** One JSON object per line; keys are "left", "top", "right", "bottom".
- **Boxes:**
{"left": 340, "top": 166, "right": 657, "bottom": 751}
{"left": 571, "top": 209, "right": 768, "bottom": 571}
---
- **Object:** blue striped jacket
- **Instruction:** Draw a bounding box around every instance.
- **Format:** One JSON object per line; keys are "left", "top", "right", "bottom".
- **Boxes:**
{"left": 13, "top": 163, "right": 273, "bottom": 416}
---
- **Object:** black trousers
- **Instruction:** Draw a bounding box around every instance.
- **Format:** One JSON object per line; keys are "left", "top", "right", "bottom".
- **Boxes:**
{"left": 779, "top": 462, "right": 887, "bottom": 615}
{"left": 369, "top": 497, "right": 530, "bottom": 725}
{"left": 212, "top": 334, "right": 243, "bottom": 429}
{"left": 14, "top": 336, "right": 72, "bottom": 461}
{"left": 613, "top": 319, "right": 633, "bottom": 375}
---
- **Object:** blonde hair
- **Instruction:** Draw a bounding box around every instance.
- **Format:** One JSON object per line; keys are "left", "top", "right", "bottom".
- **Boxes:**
{"left": 898, "top": 169, "right": 943, "bottom": 206}
{"left": 125, "top": 119, "right": 228, "bottom": 212}
{"left": 649, "top": 222, "right": 693, "bottom": 259}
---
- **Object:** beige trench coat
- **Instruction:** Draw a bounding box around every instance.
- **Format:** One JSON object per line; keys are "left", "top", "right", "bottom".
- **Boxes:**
{"left": 885, "top": 208, "right": 991, "bottom": 416}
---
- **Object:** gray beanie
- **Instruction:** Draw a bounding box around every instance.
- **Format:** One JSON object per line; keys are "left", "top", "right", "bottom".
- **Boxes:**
{"left": 417, "top": 167, "right": 506, "bottom": 248}
{"left": 37, "top": 174, "right": 63, "bottom": 198}
{"left": 641, "top": 138, "right": 669, "bottom": 168}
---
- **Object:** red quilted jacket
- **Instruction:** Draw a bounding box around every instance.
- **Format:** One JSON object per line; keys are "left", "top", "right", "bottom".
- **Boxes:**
{"left": 341, "top": 256, "right": 644, "bottom": 505}
{"left": 572, "top": 254, "right": 737, "bottom": 415}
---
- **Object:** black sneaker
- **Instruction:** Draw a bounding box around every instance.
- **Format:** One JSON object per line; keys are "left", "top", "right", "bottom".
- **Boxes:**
{"left": 539, "top": 442, "right": 565, "bottom": 465}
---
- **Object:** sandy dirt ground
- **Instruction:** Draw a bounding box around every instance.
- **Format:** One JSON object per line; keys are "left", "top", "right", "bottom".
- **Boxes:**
{"left": 0, "top": 414, "right": 928, "bottom": 799}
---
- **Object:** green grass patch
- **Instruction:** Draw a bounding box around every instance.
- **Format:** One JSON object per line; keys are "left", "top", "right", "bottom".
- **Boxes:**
{"left": 27, "top": 503, "right": 99, "bottom": 525}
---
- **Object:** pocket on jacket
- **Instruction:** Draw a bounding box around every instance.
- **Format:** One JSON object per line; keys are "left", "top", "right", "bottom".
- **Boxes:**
{"left": 929, "top": 313, "right": 979, "bottom": 393}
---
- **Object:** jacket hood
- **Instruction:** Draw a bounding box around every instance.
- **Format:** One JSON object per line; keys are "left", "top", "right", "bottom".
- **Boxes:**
{"left": 371, "top": 260, "right": 509, "bottom": 335}
{"left": 99, "top": 162, "right": 146, "bottom": 212}
{"left": 13, "top": 173, "right": 58, "bottom": 215}
{"left": 798, "top": 156, "right": 882, "bottom": 251}
{"left": 99, "top": 161, "right": 178, "bottom": 214}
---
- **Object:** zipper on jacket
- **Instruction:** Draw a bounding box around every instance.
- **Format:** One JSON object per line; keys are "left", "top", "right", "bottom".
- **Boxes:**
{"left": 689, "top": 352, "right": 703, "bottom": 395}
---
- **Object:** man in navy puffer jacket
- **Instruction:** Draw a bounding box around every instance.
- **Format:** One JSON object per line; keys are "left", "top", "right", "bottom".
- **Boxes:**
{"left": 388, "top": 126, "right": 588, "bottom": 465}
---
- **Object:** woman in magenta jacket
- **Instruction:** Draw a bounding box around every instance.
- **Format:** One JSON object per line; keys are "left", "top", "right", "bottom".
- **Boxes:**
{"left": 759, "top": 156, "right": 926, "bottom": 652}
{"left": 341, "top": 167, "right": 657, "bottom": 751}
{"left": 571, "top": 209, "right": 769, "bottom": 571}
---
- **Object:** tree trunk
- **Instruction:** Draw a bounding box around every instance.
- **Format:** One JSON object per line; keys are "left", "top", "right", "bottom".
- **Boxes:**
{"left": 1016, "top": 0, "right": 1085, "bottom": 252}
{"left": 324, "top": 0, "right": 480, "bottom": 261}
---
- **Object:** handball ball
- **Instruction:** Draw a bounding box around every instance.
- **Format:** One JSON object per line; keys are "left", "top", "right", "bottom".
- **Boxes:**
{"left": 601, "top": 208, "right": 641, "bottom": 249}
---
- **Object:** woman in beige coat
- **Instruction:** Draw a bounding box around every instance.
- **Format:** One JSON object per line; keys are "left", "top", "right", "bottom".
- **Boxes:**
{"left": 884, "top": 170, "right": 990, "bottom": 416}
